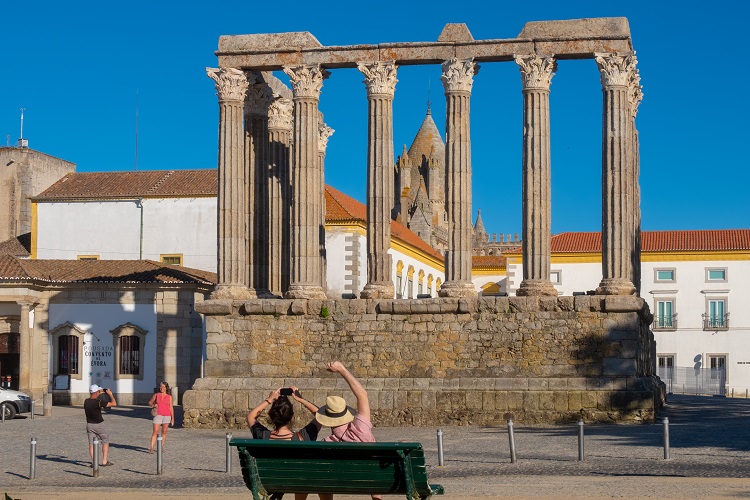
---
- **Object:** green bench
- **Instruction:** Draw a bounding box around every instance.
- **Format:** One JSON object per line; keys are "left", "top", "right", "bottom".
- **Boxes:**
{"left": 230, "top": 439, "right": 445, "bottom": 500}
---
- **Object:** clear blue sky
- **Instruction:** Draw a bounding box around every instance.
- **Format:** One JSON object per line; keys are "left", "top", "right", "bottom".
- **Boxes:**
{"left": 2, "top": 1, "right": 748, "bottom": 236}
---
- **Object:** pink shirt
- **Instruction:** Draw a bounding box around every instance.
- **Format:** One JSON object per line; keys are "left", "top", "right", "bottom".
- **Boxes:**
{"left": 155, "top": 393, "right": 172, "bottom": 417}
{"left": 323, "top": 415, "right": 375, "bottom": 443}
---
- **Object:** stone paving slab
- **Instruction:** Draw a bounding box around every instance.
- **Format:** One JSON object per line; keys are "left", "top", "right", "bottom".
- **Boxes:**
{"left": 2, "top": 395, "right": 750, "bottom": 499}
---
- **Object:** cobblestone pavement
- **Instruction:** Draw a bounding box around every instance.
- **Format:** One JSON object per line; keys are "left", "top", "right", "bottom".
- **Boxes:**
{"left": 2, "top": 394, "right": 750, "bottom": 499}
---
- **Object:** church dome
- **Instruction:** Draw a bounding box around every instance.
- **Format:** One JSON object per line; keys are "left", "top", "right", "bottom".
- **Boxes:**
{"left": 407, "top": 110, "right": 444, "bottom": 165}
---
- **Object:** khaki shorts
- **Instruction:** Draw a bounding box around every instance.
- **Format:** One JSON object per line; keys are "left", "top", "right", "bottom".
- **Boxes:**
{"left": 86, "top": 422, "right": 110, "bottom": 444}
{"left": 153, "top": 415, "right": 171, "bottom": 425}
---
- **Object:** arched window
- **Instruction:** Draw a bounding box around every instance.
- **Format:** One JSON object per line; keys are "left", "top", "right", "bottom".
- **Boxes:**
{"left": 417, "top": 270, "right": 425, "bottom": 296}
{"left": 407, "top": 266, "right": 415, "bottom": 299}
{"left": 436, "top": 278, "right": 442, "bottom": 292}
{"left": 111, "top": 323, "right": 148, "bottom": 380}
{"left": 427, "top": 274, "right": 434, "bottom": 296}
{"left": 50, "top": 322, "right": 87, "bottom": 381}
{"left": 396, "top": 261, "right": 404, "bottom": 299}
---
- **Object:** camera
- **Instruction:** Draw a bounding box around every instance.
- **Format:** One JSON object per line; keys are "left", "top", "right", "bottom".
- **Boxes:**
{"left": 279, "top": 388, "right": 293, "bottom": 396}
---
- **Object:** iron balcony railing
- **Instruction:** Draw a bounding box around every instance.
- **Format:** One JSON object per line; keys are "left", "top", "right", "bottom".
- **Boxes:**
{"left": 653, "top": 314, "right": 678, "bottom": 330}
{"left": 702, "top": 313, "right": 729, "bottom": 330}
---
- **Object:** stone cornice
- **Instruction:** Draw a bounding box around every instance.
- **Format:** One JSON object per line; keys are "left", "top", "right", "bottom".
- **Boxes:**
{"left": 206, "top": 67, "right": 249, "bottom": 102}
{"left": 357, "top": 61, "right": 398, "bottom": 97}
{"left": 282, "top": 64, "right": 330, "bottom": 99}
{"left": 514, "top": 54, "right": 557, "bottom": 90}
{"left": 441, "top": 58, "right": 479, "bottom": 93}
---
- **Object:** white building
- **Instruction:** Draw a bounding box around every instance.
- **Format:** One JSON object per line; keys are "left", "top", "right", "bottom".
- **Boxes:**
{"left": 506, "top": 230, "right": 750, "bottom": 395}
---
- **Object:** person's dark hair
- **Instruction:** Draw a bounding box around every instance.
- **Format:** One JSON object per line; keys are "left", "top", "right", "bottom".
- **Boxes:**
{"left": 160, "top": 381, "right": 171, "bottom": 393}
{"left": 268, "top": 396, "right": 294, "bottom": 429}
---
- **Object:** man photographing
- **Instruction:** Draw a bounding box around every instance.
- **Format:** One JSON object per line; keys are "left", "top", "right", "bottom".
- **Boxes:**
{"left": 85, "top": 384, "right": 117, "bottom": 467}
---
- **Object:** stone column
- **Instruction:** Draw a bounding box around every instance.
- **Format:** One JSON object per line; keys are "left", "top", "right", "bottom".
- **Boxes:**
{"left": 358, "top": 61, "right": 397, "bottom": 299}
{"left": 515, "top": 55, "right": 558, "bottom": 297}
{"left": 628, "top": 67, "right": 644, "bottom": 294}
{"left": 282, "top": 64, "right": 329, "bottom": 299}
{"left": 439, "top": 58, "right": 478, "bottom": 298}
{"left": 18, "top": 302, "right": 30, "bottom": 392}
{"left": 267, "top": 96, "right": 293, "bottom": 296}
{"left": 206, "top": 67, "right": 250, "bottom": 299}
{"left": 595, "top": 53, "right": 637, "bottom": 295}
{"left": 245, "top": 75, "right": 274, "bottom": 296}
{"left": 318, "top": 119, "right": 334, "bottom": 290}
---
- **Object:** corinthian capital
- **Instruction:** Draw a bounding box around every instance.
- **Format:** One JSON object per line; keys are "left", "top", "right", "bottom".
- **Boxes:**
{"left": 245, "top": 75, "right": 275, "bottom": 117}
{"left": 441, "top": 58, "right": 479, "bottom": 93}
{"left": 206, "top": 67, "right": 249, "bottom": 102}
{"left": 318, "top": 123, "right": 334, "bottom": 153}
{"left": 282, "top": 64, "right": 331, "bottom": 99}
{"left": 268, "top": 96, "right": 293, "bottom": 130}
{"left": 628, "top": 68, "right": 644, "bottom": 117}
{"left": 595, "top": 53, "right": 637, "bottom": 88}
{"left": 357, "top": 61, "right": 398, "bottom": 97}
{"left": 514, "top": 55, "right": 557, "bottom": 90}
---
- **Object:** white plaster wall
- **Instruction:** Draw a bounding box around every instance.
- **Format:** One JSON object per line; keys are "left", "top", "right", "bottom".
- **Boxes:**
{"left": 141, "top": 198, "right": 216, "bottom": 272}
{"left": 36, "top": 201, "right": 140, "bottom": 259}
{"left": 325, "top": 229, "right": 353, "bottom": 296}
{"left": 48, "top": 303, "right": 157, "bottom": 396}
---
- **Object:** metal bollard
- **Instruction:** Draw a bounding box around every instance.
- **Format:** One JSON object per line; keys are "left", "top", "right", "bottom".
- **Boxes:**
{"left": 30, "top": 437, "right": 37, "bottom": 479}
{"left": 156, "top": 435, "right": 163, "bottom": 475}
{"left": 577, "top": 419, "right": 585, "bottom": 461}
{"left": 746, "top": 388, "right": 748, "bottom": 399}
{"left": 732, "top": 388, "right": 734, "bottom": 398}
{"left": 436, "top": 429, "right": 444, "bottom": 467}
{"left": 1, "top": 402, "right": 5, "bottom": 423}
{"left": 507, "top": 419, "right": 517, "bottom": 464}
{"left": 92, "top": 437, "right": 100, "bottom": 477}
{"left": 663, "top": 417, "right": 670, "bottom": 460}
{"left": 31, "top": 400, "right": 35, "bottom": 419}
{"left": 226, "top": 432, "right": 233, "bottom": 474}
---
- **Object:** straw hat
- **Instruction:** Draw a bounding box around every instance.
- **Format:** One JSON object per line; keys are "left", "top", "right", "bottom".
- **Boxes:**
{"left": 315, "top": 396, "right": 355, "bottom": 427}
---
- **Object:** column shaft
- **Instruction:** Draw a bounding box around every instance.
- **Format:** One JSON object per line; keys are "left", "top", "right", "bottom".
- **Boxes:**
{"left": 283, "top": 65, "right": 329, "bottom": 299}
{"left": 595, "top": 53, "right": 637, "bottom": 295}
{"left": 440, "top": 59, "right": 478, "bottom": 298}
{"left": 358, "top": 61, "right": 397, "bottom": 299}
{"left": 267, "top": 97, "right": 293, "bottom": 296}
{"left": 515, "top": 55, "right": 557, "bottom": 297}
{"left": 207, "top": 68, "right": 250, "bottom": 299}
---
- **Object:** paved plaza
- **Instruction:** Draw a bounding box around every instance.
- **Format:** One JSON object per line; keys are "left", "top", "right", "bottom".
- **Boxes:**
{"left": 2, "top": 394, "right": 750, "bottom": 499}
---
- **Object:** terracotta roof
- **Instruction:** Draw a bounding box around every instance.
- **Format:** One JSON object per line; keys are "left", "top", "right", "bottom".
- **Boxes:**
{"left": 472, "top": 255, "right": 507, "bottom": 269}
{"left": 507, "top": 230, "right": 750, "bottom": 254}
{"left": 33, "top": 170, "right": 218, "bottom": 200}
{"left": 325, "top": 185, "right": 444, "bottom": 262}
{"left": 0, "top": 256, "right": 216, "bottom": 285}
{"left": 0, "top": 233, "right": 31, "bottom": 257}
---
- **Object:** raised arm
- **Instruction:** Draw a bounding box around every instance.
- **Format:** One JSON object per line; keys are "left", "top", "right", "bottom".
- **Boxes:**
{"left": 327, "top": 361, "right": 370, "bottom": 421}
{"left": 291, "top": 386, "right": 318, "bottom": 415}
{"left": 105, "top": 388, "right": 117, "bottom": 408}
{"left": 247, "top": 389, "right": 279, "bottom": 427}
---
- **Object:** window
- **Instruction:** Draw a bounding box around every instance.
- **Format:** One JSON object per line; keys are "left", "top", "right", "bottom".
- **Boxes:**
{"left": 161, "top": 254, "right": 183, "bottom": 266}
{"left": 550, "top": 270, "right": 561, "bottom": 284}
{"left": 657, "top": 356, "right": 674, "bottom": 369}
{"left": 654, "top": 300, "right": 676, "bottom": 330}
{"left": 654, "top": 269, "right": 675, "bottom": 282}
{"left": 706, "top": 268, "right": 727, "bottom": 282}
{"left": 77, "top": 255, "right": 99, "bottom": 260}
{"left": 436, "top": 278, "right": 442, "bottom": 292}
{"left": 407, "top": 266, "right": 415, "bottom": 299}
{"left": 50, "top": 322, "right": 86, "bottom": 381}
{"left": 709, "top": 355, "right": 726, "bottom": 380}
{"left": 58, "top": 335, "right": 79, "bottom": 375}
{"left": 427, "top": 274, "right": 433, "bottom": 296}
{"left": 395, "top": 261, "right": 404, "bottom": 299}
{"left": 111, "top": 323, "right": 148, "bottom": 380}
{"left": 704, "top": 299, "right": 728, "bottom": 330}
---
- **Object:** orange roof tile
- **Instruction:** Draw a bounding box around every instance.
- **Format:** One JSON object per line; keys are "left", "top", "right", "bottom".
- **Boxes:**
{"left": 0, "top": 256, "right": 216, "bottom": 285}
{"left": 325, "top": 185, "right": 444, "bottom": 262}
{"left": 472, "top": 255, "right": 507, "bottom": 269}
{"left": 34, "top": 170, "right": 218, "bottom": 200}
{"left": 0, "top": 233, "right": 31, "bottom": 257}
{"left": 507, "top": 230, "right": 750, "bottom": 254}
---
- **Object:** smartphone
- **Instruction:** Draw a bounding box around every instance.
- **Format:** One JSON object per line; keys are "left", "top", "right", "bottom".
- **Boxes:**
{"left": 280, "top": 388, "right": 293, "bottom": 396}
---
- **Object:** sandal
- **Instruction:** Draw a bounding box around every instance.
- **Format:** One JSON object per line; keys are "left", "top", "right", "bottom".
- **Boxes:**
{"left": 101, "top": 461, "right": 114, "bottom": 466}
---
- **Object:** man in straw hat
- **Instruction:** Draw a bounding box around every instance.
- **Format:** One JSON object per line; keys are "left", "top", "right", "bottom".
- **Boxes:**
{"left": 316, "top": 361, "right": 382, "bottom": 500}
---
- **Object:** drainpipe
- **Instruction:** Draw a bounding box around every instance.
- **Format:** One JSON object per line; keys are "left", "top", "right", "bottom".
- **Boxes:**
{"left": 136, "top": 198, "right": 144, "bottom": 259}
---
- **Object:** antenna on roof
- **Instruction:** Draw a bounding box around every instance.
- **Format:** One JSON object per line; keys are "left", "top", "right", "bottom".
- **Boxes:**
{"left": 426, "top": 78, "right": 431, "bottom": 115}
{"left": 134, "top": 90, "right": 139, "bottom": 171}
{"left": 17, "top": 108, "right": 28, "bottom": 148}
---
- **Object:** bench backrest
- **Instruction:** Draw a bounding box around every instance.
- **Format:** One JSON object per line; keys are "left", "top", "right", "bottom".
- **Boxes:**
{"left": 230, "top": 439, "right": 436, "bottom": 498}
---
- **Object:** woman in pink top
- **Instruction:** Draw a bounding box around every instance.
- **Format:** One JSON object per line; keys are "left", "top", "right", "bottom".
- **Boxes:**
{"left": 148, "top": 381, "right": 174, "bottom": 453}
{"left": 315, "top": 362, "right": 382, "bottom": 500}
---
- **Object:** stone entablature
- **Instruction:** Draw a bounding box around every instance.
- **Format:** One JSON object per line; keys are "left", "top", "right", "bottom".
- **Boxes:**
{"left": 185, "top": 295, "right": 663, "bottom": 428}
